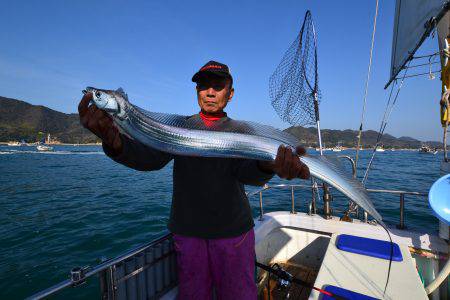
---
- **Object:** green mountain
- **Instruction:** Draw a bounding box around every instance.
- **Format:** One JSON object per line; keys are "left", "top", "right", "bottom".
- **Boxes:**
{"left": 0, "top": 95, "right": 441, "bottom": 148}
{"left": 0, "top": 96, "right": 99, "bottom": 143}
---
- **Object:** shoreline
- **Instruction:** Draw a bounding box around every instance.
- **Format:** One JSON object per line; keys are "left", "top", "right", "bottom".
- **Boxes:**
{"left": 0, "top": 142, "right": 102, "bottom": 146}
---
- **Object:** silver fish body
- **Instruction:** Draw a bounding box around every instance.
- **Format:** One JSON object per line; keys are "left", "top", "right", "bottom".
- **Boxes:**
{"left": 86, "top": 87, "right": 383, "bottom": 223}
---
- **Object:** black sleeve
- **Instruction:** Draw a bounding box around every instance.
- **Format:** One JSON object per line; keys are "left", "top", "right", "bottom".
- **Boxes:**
{"left": 232, "top": 159, "right": 274, "bottom": 186}
{"left": 102, "top": 135, "right": 173, "bottom": 171}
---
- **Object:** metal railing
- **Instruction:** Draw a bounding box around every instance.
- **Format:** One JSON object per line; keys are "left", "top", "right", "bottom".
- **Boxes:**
{"left": 338, "top": 155, "right": 357, "bottom": 178}
{"left": 365, "top": 188, "right": 427, "bottom": 229}
{"left": 27, "top": 232, "right": 176, "bottom": 300}
{"left": 247, "top": 183, "right": 427, "bottom": 229}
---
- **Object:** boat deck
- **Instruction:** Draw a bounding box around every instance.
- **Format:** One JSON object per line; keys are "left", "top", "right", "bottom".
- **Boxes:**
{"left": 254, "top": 212, "right": 441, "bottom": 300}
{"left": 310, "top": 234, "right": 428, "bottom": 299}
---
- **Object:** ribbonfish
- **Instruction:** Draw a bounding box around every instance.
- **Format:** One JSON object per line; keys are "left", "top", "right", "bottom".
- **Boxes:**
{"left": 84, "top": 87, "right": 383, "bottom": 223}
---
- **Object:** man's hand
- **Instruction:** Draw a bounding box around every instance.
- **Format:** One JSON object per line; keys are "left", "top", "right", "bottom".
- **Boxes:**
{"left": 78, "top": 92, "right": 123, "bottom": 154}
{"left": 258, "top": 145, "right": 310, "bottom": 180}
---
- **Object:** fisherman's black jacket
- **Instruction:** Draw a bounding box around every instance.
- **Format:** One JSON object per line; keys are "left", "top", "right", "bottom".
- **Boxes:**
{"left": 103, "top": 114, "right": 274, "bottom": 239}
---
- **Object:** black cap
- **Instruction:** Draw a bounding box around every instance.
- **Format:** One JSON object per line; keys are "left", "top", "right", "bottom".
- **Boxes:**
{"left": 192, "top": 60, "right": 233, "bottom": 85}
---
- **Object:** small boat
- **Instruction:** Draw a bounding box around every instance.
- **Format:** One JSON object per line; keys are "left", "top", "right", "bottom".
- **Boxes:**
{"left": 7, "top": 141, "right": 20, "bottom": 146}
{"left": 375, "top": 147, "right": 385, "bottom": 152}
{"left": 36, "top": 145, "right": 53, "bottom": 151}
{"left": 419, "top": 145, "right": 438, "bottom": 154}
{"left": 331, "top": 142, "right": 343, "bottom": 152}
{"left": 315, "top": 144, "right": 330, "bottom": 152}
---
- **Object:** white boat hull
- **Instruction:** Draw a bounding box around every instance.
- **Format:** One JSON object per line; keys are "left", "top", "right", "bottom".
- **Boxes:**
{"left": 36, "top": 145, "right": 53, "bottom": 151}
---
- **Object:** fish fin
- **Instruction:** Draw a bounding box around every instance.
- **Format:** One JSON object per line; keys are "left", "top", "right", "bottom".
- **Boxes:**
{"left": 116, "top": 87, "right": 128, "bottom": 101}
{"left": 208, "top": 119, "right": 301, "bottom": 146}
{"left": 132, "top": 105, "right": 300, "bottom": 146}
{"left": 132, "top": 106, "right": 191, "bottom": 127}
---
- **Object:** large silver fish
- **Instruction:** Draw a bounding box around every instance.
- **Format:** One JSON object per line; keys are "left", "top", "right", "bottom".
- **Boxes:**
{"left": 85, "top": 86, "right": 383, "bottom": 223}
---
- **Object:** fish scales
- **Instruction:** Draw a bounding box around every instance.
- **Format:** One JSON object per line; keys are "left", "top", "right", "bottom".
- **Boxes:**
{"left": 85, "top": 87, "right": 383, "bottom": 223}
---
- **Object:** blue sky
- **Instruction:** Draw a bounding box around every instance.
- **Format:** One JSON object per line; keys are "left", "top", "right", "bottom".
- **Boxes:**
{"left": 0, "top": 1, "right": 445, "bottom": 141}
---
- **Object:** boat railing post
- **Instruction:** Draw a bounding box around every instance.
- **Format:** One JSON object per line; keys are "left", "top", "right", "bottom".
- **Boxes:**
{"left": 99, "top": 256, "right": 112, "bottom": 300}
{"left": 323, "top": 184, "right": 332, "bottom": 219}
{"left": 259, "top": 190, "right": 264, "bottom": 221}
{"left": 108, "top": 265, "right": 116, "bottom": 300}
{"left": 338, "top": 155, "right": 357, "bottom": 179}
{"left": 338, "top": 155, "right": 359, "bottom": 217}
{"left": 364, "top": 211, "right": 368, "bottom": 223}
{"left": 309, "top": 180, "right": 318, "bottom": 215}
{"left": 291, "top": 185, "right": 296, "bottom": 214}
{"left": 397, "top": 193, "right": 406, "bottom": 229}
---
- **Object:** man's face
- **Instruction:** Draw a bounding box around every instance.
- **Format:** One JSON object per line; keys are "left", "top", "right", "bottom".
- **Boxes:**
{"left": 196, "top": 74, "right": 234, "bottom": 114}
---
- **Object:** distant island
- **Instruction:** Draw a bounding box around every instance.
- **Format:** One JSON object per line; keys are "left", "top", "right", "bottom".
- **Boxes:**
{"left": 0, "top": 96, "right": 99, "bottom": 144}
{"left": 284, "top": 126, "right": 442, "bottom": 149}
{"left": 0, "top": 95, "right": 443, "bottom": 148}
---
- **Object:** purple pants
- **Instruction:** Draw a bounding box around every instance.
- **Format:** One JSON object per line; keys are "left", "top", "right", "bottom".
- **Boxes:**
{"left": 173, "top": 229, "right": 256, "bottom": 300}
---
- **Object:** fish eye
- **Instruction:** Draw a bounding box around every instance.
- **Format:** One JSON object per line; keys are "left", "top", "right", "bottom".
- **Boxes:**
{"left": 95, "top": 91, "right": 101, "bottom": 98}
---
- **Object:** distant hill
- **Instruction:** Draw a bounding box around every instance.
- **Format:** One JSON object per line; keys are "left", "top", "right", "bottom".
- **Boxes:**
{"left": 284, "top": 126, "right": 441, "bottom": 149}
{"left": 0, "top": 96, "right": 99, "bottom": 143}
{"left": 0, "top": 95, "right": 442, "bottom": 147}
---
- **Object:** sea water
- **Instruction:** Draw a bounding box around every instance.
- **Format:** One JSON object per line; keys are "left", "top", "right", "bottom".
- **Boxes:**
{"left": 0, "top": 145, "right": 444, "bottom": 299}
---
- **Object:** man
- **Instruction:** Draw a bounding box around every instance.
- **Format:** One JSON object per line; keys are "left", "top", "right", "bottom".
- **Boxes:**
{"left": 78, "top": 60, "right": 310, "bottom": 299}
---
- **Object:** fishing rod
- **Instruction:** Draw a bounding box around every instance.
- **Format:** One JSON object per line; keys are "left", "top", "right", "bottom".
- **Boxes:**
{"left": 255, "top": 261, "right": 348, "bottom": 300}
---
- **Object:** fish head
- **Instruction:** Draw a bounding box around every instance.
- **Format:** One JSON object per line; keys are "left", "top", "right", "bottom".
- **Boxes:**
{"left": 84, "top": 87, "right": 128, "bottom": 119}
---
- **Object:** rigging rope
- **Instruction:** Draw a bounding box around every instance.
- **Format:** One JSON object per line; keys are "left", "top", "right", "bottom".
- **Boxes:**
{"left": 412, "top": 51, "right": 440, "bottom": 60}
{"left": 355, "top": 0, "right": 379, "bottom": 169}
{"left": 362, "top": 61, "right": 410, "bottom": 185}
{"left": 400, "top": 70, "right": 441, "bottom": 79}
{"left": 407, "top": 61, "right": 440, "bottom": 69}
{"left": 389, "top": 51, "right": 443, "bottom": 81}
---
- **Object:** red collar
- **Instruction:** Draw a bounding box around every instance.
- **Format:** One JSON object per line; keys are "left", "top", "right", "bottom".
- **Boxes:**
{"left": 199, "top": 111, "right": 226, "bottom": 126}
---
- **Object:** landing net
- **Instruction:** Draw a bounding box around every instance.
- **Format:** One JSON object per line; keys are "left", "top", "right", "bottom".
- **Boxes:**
{"left": 269, "top": 10, "right": 320, "bottom": 126}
